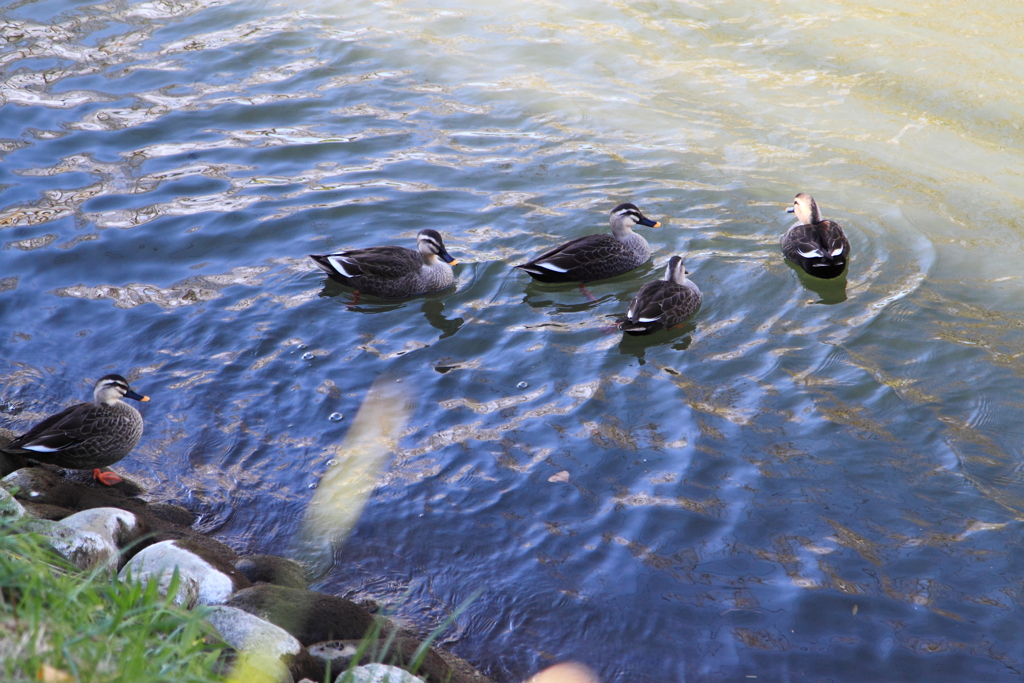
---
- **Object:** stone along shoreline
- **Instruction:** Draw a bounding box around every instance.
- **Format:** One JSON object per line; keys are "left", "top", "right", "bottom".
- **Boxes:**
{"left": 0, "top": 428, "right": 495, "bottom": 683}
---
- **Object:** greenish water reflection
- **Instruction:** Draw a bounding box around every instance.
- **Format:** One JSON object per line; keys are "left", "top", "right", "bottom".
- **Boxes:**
{"left": 2, "top": 0, "right": 1024, "bottom": 680}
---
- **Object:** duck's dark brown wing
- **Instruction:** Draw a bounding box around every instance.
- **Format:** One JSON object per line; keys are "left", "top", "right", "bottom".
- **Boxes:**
{"left": 310, "top": 246, "right": 422, "bottom": 281}
{"left": 782, "top": 223, "right": 822, "bottom": 262}
{"left": 818, "top": 220, "right": 849, "bottom": 258}
{"left": 514, "top": 234, "right": 630, "bottom": 283}
{"left": 2, "top": 403, "right": 87, "bottom": 455}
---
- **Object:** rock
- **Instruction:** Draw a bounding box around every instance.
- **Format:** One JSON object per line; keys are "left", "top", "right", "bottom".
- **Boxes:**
{"left": 428, "top": 645, "right": 496, "bottom": 683}
{"left": 308, "top": 640, "right": 360, "bottom": 674}
{"left": 62, "top": 467, "right": 147, "bottom": 496}
{"left": 356, "top": 597, "right": 380, "bottom": 613}
{"left": 2, "top": 466, "right": 62, "bottom": 501}
{"left": 213, "top": 645, "right": 297, "bottom": 683}
{"left": 147, "top": 502, "right": 195, "bottom": 527}
{"left": 205, "top": 606, "right": 297, "bottom": 682}
{"left": 17, "top": 518, "right": 118, "bottom": 572}
{"left": 205, "top": 606, "right": 321, "bottom": 683}
{"left": 339, "top": 663, "right": 425, "bottom": 683}
{"left": 0, "top": 485, "right": 25, "bottom": 521}
{"left": 225, "top": 585, "right": 376, "bottom": 646}
{"left": 58, "top": 508, "right": 145, "bottom": 570}
{"left": 19, "top": 502, "right": 75, "bottom": 520}
{"left": 235, "top": 555, "right": 309, "bottom": 590}
{"left": 119, "top": 539, "right": 250, "bottom": 607}
{"left": 308, "top": 637, "right": 491, "bottom": 683}
{"left": 1, "top": 464, "right": 236, "bottom": 563}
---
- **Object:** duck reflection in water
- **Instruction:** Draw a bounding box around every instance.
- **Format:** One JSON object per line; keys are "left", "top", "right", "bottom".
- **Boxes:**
{"left": 786, "top": 262, "right": 848, "bottom": 305}
{"left": 317, "top": 279, "right": 464, "bottom": 338}
{"left": 520, "top": 285, "right": 619, "bottom": 315}
{"left": 617, "top": 322, "right": 696, "bottom": 363}
{"left": 520, "top": 261, "right": 656, "bottom": 313}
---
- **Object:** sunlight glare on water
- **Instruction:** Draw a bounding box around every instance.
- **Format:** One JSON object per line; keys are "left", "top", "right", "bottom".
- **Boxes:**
{"left": 3, "top": 0, "right": 1024, "bottom": 680}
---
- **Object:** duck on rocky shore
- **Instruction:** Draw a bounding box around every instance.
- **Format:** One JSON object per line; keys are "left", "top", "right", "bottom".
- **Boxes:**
{"left": 1, "top": 374, "right": 149, "bottom": 486}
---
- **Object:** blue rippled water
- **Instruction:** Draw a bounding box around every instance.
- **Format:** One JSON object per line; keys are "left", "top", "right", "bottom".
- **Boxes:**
{"left": 4, "top": 0, "right": 1024, "bottom": 680}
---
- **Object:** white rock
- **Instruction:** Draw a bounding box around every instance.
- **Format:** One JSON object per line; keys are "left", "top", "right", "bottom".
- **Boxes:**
{"left": 58, "top": 508, "right": 143, "bottom": 570}
{"left": 1, "top": 467, "right": 56, "bottom": 499}
{"left": 118, "top": 540, "right": 236, "bottom": 608}
{"left": 0, "top": 486, "right": 25, "bottom": 520}
{"left": 50, "top": 528, "right": 115, "bottom": 572}
{"left": 205, "top": 605, "right": 300, "bottom": 682}
{"left": 16, "top": 518, "right": 114, "bottom": 572}
{"left": 337, "top": 664, "right": 426, "bottom": 683}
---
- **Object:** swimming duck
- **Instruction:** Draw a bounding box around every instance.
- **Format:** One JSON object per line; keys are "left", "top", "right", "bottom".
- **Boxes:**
{"left": 514, "top": 203, "right": 660, "bottom": 283}
{"left": 1, "top": 374, "right": 149, "bottom": 486}
{"left": 310, "top": 229, "right": 458, "bottom": 298}
{"left": 781, "top": 193, "right": 850, "bottom": 279}
{"left": 618, "top": 255, "right": 702, "bottom": 335}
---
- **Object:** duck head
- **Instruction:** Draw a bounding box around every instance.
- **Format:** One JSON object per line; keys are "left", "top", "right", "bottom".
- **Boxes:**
{"left": 94, "top": 374, "right": 149, "bottom": 405}
{"left": 786, "top": 193, "right": 823, "bottom": 225}
{"left": 417, "top": 229, "right": 458, "bottom": 265}
{"left": 610, "top": 203, "right": 660, "bottom": 236}
{"left": 664, "top": 254, "right": 691, "bottom": 284}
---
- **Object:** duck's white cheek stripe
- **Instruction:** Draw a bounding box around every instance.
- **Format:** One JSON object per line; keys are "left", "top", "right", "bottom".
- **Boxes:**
{"left": 327, "top": 256, "right": 355, "bottom": 277}
{"left": 537, "top": 261, "right": 569, "bottom": 273}
{"left": 798, "top": 249, "right": 824, "bottom": 258}
{"left": 23, "top": 444, "right": 61, "bottom": 452}
{"left": 831, "top": 246, "right": 844, "bottom": 256}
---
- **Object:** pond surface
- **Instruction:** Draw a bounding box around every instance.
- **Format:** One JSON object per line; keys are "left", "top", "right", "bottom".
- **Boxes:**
{"left": 3, "top": 0, "right": 1024, "bottom": 680}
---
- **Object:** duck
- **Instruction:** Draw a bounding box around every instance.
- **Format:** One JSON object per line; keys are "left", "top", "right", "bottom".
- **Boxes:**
{"left": 309, "top": 229, "right": 458, "bottom": 298}
{"left": 781, "top": 193, "right": 850, "bottom": 279}
{"left": 1, "top": 374, "right": 149, "bottom": 486}
{"left": 618, "top": 255, "right": 702, "bottom": 335}
{"left": 514, "top": 203, "right": 660, "bottom": 283}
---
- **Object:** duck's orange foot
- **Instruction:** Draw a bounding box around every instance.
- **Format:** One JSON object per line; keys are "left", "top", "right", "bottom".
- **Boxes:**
{"left": 93, "top": 469, "right": 123, "bottom": 486}
{"left": 578, "top": 283, "right": 598, "bottom": 303}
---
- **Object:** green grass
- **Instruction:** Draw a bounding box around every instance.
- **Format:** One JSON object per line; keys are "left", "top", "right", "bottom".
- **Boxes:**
{"left": 1, "top": 518, "right": 481, "bottom": 683}
{"left": 0, "top": 523, "right": 226, "bottom": 683}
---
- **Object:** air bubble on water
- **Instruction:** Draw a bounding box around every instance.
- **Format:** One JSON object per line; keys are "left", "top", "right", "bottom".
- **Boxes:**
{"left": 298, "top": 344, "right": 308, "bottom": 349}
{"left": 329, "top": 412, "right": 343, "bottom": 422}
{"left": 308, "top": 482, "right": 318, "bottom": 489}
{"left": 517, "top": 381, "right": 529, "bottom": 389}
{"left": 327, "top": 459, "right": 337, "bottom": 467}
{"left": 302, "top": 352, "right": 315, "bottom": 360}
